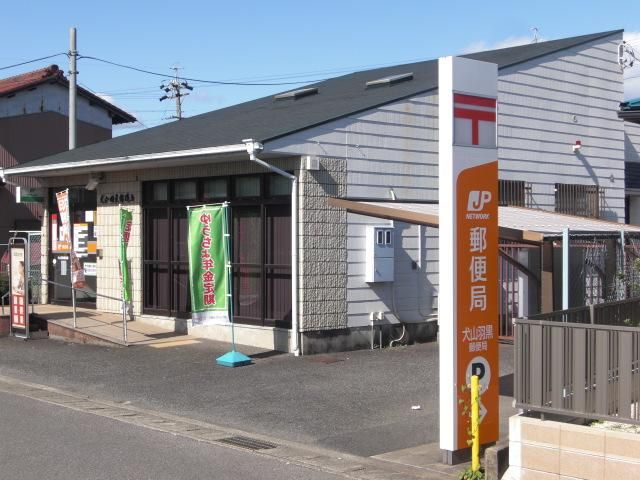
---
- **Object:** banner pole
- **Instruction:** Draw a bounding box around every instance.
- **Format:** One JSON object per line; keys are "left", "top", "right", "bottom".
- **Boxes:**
{"left": 215, "top": 202, "right": 251, "bottom": 367}
{"left": 224, "top": 203, "right": 235, "bottom": 351}
{"left": 67, "top": 189, "right": 77, "bottom": 329}
{"left": 119, "top": 205, "right": 128, "bottom": 344}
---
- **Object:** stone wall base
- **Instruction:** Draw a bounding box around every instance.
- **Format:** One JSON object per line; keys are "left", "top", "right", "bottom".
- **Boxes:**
{"left": 505, "top": 414, "right": 640, "bottom": 479}
{"left": 301, "top": 321, "right": 438, "bottom": 355}
{"left": 135, "top": 315, "right": 438, "bottom": 354}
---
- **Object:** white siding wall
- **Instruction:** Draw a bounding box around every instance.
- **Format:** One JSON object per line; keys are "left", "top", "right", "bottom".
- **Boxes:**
{"left": 267, "top": 32, "right": 626, "bottom": 331}
{"left": 268, "top": 93, "right": 441, "bottom": 328}
{"left": 498, "top": 34, "right": 625, "bottom": 221}
{"left": 0, "top": 83, "right": 113, "bottom": 130}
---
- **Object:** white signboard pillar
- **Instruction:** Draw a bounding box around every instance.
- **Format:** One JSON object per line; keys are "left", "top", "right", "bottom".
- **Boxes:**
{"left": 438, "top": 56, "right": 499, "bottom": 464}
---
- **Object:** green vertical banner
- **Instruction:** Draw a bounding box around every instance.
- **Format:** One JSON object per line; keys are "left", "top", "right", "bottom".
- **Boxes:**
{"left": 188, "top": 205, "right": 229, "bottom": 325}
{"left": 119, "top": 208, "right": 133, "bottom": 303}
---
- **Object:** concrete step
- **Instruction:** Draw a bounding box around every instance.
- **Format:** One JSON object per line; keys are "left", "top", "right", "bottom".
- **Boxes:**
{"left": 47, "top": 320, "right": 126, "bottom": 347}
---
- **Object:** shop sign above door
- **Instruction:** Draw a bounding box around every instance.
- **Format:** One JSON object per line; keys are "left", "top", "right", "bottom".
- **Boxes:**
{"left": 99, "top": 193, "right": 136, "bottom": 204}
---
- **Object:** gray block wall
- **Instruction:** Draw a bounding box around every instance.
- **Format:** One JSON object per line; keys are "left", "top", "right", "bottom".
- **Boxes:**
{"left": 298, "top": 157, "right": 348, "bottom": 331}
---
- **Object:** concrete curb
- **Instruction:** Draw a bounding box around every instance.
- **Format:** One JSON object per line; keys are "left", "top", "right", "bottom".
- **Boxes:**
{"left": 484, "top": 439, "right": 509, "bottom": 480}
{"left": 0, "top": 374, "right": 456, "bottom": 480}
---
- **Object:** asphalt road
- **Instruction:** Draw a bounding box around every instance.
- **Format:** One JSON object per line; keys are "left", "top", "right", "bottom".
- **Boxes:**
{"left": 0, "top": 336, "right": 515, "bottom": 457}
{"left": 0, "top": 390, "right": 342, "bottom": 480}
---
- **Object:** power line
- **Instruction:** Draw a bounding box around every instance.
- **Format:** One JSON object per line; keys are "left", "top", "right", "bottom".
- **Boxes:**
{"left": 78, "top": 55, "right": 328, "bottom": 86}
{"left": 0, "top": 53, "right": 68, "bottom": 71}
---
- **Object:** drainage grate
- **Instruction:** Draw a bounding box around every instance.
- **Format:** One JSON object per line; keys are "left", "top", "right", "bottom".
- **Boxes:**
{"left": 217, "top": 436, "right": 277, "bottom": 450}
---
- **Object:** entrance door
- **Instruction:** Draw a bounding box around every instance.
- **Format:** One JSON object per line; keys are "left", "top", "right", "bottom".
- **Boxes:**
{"left": 232, "top": 204, "right": 292, "bottom": 328}
{"left": 143, "top": 207, "right": 190, "bottom": 317}
{"left": 48, "top": 188, "right": 98, "bottom": 306}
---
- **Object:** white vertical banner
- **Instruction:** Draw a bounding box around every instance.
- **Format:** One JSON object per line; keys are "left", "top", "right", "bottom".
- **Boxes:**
{"left": 438, "top": 56, "right": 499, "bottom": 462}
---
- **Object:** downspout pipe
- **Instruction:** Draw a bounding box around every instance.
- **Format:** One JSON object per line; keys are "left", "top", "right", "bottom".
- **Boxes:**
{"left": 243, "top": 139, "right": 300, "bottom": 356}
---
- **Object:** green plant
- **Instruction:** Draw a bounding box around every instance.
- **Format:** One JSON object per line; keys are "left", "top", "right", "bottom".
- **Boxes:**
{"left": 458, "top": 383, "right": 478, "bottom": 447}
{"left": 623, "top": 316, "right": 640, "bottom": 327}
{"left": 458, "top": 383, "right": 484, "bottom": 479}
{"left": 458, "top": 466, "right": 485, "bottom": 480}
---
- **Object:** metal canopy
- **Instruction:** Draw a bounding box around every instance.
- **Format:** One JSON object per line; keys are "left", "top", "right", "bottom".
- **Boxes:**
{"left": 328, "top": 199, "right": 640, "bottom": 242}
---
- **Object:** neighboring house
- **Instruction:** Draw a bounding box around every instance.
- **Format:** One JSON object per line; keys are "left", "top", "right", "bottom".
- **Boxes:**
{"left": 620, "top": 99, "right": 640, "bottom": 223}
{"left": 2, "top": 30, "right": 633, "bottom": 353}
{"left": 0, "top": 64, "right": 135, "bottom": 243}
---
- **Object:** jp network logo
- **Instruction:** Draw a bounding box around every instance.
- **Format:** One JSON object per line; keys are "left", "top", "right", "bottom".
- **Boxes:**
{"left": 467, "top": 191, "right": 492, "bottom": 211}
{"left": 466, "top": 191, "right": 492, "bottom": 219}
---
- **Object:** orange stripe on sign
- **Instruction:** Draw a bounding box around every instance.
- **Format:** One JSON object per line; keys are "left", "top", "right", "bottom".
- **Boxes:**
{"left": 453, "top": 93, "right": 496, "bottom": 108}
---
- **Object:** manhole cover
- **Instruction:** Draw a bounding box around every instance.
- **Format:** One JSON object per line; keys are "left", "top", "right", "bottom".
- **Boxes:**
{"left": 308, "top": 354, "right": 344, "bottom": 364}
{"left": 217, "top": 436, "right": 277, "bottom": 450}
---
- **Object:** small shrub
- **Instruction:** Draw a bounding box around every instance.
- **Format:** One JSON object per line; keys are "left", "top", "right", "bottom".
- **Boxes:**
{"left": 459, "top": 466, "right": 485, "bottom": 480}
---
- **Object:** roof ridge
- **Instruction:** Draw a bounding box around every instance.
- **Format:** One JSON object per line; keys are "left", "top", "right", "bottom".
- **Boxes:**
{"left": 0, "top": 64, "right": 61, "bottom": 84}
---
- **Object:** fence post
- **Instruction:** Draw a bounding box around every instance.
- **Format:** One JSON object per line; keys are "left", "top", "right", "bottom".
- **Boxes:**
{"left": 562, "top": 228, "right": 570, "bottom": 311}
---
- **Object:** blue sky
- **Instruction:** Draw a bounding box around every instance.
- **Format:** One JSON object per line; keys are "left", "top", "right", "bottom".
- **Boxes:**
{"left": 2, "top": 1, "right": 640, "bottom": 134}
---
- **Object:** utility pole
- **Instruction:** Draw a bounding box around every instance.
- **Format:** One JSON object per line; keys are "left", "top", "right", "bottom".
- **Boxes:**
{"left": 68, "top": 27, "right": 78, "bottom": 149}
{"left": 160, "top": 67, "right": 193, "bottom": 120}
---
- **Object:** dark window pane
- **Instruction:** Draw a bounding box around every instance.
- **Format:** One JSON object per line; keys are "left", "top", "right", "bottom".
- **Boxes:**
{"left": 144, "top": 264, "right": 170, "bottom": 310}
{"left": 499, "top": 180, "right": 526, "bottom": 207}
{"left": 203, "top": 178, "right": 227, "bottom": 199}
{"left": 265, "top": 205, "right": 291, "bottom": 266}
{"left": 232, "top": 206, "right": 261, "bottom": 264}
{"left": 153, "top": 183, "right": 169, "bottom": 202}
{"left": 265, "top": 267, "right": 291, "bottom": 328}
{"left": 144, "top": 209, "right": 169, "bottom": 261}
{"left": 174, "top": 180, "right": 197, "bottom": 201}
{"left": 234, "top": 176, "right": 260, "bottom": 197}
{"left": 233, "top": 266, "right": 262, "bottom": 323}
{"left": 555, "top": 183, "right": 602, "bottom": 218}
{"left": 268, "top": 174, "right": 291, "bottom": 197}
{"left": 172, "top": 264, "right": 190, "bottom": 316}
{"left": 172, "top": 208, "right": 188, "bottom": 262}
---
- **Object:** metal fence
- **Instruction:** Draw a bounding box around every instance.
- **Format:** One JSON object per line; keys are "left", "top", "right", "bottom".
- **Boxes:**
{"left": 515, "top": 303, "right": 640, "bottom": 425}
{"left": 527, "top": 296, "right": 640, "bottom": 327}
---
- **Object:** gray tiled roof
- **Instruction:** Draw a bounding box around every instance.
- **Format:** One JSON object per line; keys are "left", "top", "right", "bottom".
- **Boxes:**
{"left": 9, "top": 29, "right": 622, "bottom": 172}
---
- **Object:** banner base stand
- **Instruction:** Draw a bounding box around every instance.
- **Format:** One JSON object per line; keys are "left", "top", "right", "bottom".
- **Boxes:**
{"left": 216, "top": 350, "right": 252, "bottom": 368}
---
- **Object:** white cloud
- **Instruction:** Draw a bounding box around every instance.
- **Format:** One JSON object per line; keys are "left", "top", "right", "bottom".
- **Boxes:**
{"left": 95, "top": 93, "right": 117, "bottom": 106}
{"left": 461, "top": 35, "right": 541, "bottom": 54}
{"left": 623, "top": 31, "right": 640, "bottom": 100}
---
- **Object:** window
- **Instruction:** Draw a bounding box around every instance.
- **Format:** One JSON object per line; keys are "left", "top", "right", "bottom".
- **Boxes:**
{"left": 234, "top": 176, "right": 261, "bottom": 198}
{"left": 203, "top": 178, "right": 227, "bottom": 200}
{"left": 174, "top": 180, "right": 197, "bottom": 201}
{"left": 499, "top": 180, "right": 531, "bottom": 207}
{"left": 152, "top": 182, "right": 168, "bottom": 202}
{"left": 555, "top": 183, "right": 604, "bottom": 218}
{"left": 267, "top": 175, "right": 291, "bottom": 197}
{"left": 142, "top": 173, "right": 292, "bottom": 327}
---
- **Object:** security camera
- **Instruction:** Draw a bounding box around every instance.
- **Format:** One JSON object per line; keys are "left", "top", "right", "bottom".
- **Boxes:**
{"left": 86, "top": 173, "right": 104, "bottom": 191}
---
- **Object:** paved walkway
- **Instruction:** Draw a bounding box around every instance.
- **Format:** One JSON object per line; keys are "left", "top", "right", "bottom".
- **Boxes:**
{"left": 0, "top": 334, "right": 516, "bottom": 476}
